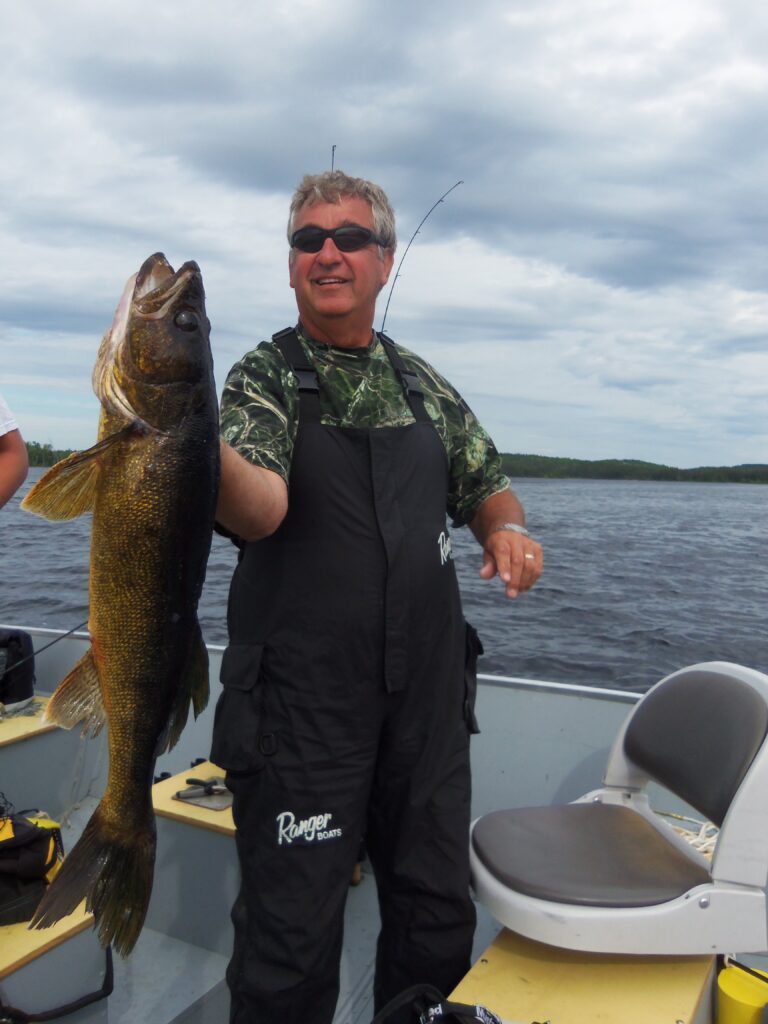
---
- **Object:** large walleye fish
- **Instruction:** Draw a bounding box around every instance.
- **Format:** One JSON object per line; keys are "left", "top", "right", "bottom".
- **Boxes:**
{"left": 22, "top": 253, "right": 219, "bottom": 955}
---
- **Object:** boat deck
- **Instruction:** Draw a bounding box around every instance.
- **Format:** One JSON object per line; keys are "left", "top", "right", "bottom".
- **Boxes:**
{"left": 4, "top": 626, "right": 768, "bottom": 1023}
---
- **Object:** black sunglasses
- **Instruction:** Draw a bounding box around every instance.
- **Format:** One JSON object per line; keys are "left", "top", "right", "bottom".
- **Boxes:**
{"left": 290, "top": 224, "right": 387, "bottom": 253}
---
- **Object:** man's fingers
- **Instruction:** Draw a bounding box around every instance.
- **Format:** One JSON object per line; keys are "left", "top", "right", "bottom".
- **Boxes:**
{"left": 480, "top": 532, "right": 543, "bottom": 598}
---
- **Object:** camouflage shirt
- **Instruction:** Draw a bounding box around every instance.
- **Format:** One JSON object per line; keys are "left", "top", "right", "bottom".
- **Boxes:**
{"left": 220, "top": 325, "right": 510, "bottom": 527}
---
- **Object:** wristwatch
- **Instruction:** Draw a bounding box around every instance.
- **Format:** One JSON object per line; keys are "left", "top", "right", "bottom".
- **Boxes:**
{"left": 491, "top": 522, "right": 529, "bottom": 537}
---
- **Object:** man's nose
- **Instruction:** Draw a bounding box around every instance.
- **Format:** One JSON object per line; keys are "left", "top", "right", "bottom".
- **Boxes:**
{"left": 317, "top": 237, "right": 342, "bottom": 260}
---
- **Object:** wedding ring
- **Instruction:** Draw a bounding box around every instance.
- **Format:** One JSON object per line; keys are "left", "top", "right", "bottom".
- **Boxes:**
{"left": 524, "top": 553, "right": 535, "bottom": 560}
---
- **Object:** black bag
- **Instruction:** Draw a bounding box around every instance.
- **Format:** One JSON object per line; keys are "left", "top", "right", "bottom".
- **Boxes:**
{"left": 371, "top": 984, "right": 504, "bottom": 1024}
{"left": 0, "top": 800, "right": 114, "bottom": 1023}
{"left": 0, "top": 628, "right": 35, "bottom": 711}
{"left": 0, "top": 948, "right": 113, "bottom": 1023}
{"left": 0, "top": 808, "right": 63, "bottom": 926}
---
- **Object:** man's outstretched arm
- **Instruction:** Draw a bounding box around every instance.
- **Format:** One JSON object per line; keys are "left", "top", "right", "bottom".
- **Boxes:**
{"left": 216, "top": 440, "right": 288, "bottom": 542}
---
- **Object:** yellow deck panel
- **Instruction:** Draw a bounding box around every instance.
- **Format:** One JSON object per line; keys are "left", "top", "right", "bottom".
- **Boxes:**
{"left": 152, "top": 760, "right": 233, "bottom": 837}
{"left": 0, "top": 697, "right": 57, "bottom": 748}
{"left": 451, "top": 929, "right": 714, "bottom": 1024}
{"left": 0, "top": 902, "right": 94, "bottom": 978}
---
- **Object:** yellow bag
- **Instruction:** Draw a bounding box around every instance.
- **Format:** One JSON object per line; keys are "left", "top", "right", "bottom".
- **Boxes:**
{"left": 0, "top": 810, "right": 64, "bottom": 924}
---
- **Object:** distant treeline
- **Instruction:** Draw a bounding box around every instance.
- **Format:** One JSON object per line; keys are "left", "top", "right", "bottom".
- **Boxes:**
{"left": 501, "top": 454, "right": 768, "bottom": 484}
{"left": 26, "top": 441, "right": 74, "bottom": 466}
{"left": 26, "top": 441, "right": 767, "bottom": 483}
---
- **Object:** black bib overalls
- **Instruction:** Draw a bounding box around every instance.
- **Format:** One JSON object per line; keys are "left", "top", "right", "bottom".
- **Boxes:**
{"left": 211, "top": 330, "right": 477, "bottom": 1024}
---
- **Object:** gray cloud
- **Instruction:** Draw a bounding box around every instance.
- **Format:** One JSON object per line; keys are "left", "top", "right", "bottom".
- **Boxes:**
{"left": 1, "top": 0, "right": 766, "bottom": 467}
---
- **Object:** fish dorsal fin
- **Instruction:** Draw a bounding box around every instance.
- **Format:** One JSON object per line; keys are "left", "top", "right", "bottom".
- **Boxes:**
{"left": 21, "top": 426, "right": 134, "bottom": 521}
{"left": 156, "top": 623, "right": 210, "bottom": 756}
{"left": 189, "top": 631, "right": 210, "bottom": 720}
{"left": 44, "top": 646, "right": 107, "bottom": 737}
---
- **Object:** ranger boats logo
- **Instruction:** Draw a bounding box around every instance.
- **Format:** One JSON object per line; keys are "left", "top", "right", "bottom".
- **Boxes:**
{"left": 438, "top": 530, "right": 453, "bottom": 565}
{"left": 276, "top": 810, "right": 343, "bottom": 846}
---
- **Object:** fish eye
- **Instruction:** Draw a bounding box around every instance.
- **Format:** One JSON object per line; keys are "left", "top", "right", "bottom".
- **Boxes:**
{"left": 174, "top": 310, "right": 199, "bottom": 332}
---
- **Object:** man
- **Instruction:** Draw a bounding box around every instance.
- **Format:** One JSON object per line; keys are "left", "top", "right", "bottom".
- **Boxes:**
{"left": 213, "top": 171, "right": 542, "bottom": 1023}
{"left": 0, "top": 392, "right": 29, "bottom": 509}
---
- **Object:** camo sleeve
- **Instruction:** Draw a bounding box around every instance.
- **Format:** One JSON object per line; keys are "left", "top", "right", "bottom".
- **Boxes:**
{"left": 404, "top": 352, "right": 510, "bottom": 527}
{"left": 446, "top": 403, "right": 510, "bottom": 528}
{"left": 219, "top": 342, "right": 298, "bottom": 481}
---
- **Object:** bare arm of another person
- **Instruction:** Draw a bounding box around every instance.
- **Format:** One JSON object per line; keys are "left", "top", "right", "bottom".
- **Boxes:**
{"left": 0, "top": 429, "right": 29, "bottom": 509}
{"left": 469, "top": 488, "right": 543, "bottom": 599}
{"left": 216, "top": 440, "right": 288, "bottom": 542}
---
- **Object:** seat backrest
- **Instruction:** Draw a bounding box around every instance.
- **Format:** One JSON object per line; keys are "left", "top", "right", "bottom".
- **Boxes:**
{"left": 623, "top": 664, "right": 768, "bottom": 827}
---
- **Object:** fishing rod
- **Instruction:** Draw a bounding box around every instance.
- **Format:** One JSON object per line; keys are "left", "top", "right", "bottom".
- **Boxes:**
{"left": 380, "top": 180, "right": 463, "bottom": 334}
{"left": 0, "top": 619, "right": 89, "bottom": 690}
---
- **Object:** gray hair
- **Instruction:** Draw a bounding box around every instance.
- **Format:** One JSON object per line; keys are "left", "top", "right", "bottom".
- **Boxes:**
{"left": 287, "top": 170, "right": 397, "bottom": 252}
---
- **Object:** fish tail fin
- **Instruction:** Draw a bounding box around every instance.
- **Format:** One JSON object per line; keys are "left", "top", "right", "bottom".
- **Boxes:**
{"left": 45, "top": 647, "right": 107, "bottom": 737}
{"left": 30, "top": 805, "right": 156, "bottom": 957}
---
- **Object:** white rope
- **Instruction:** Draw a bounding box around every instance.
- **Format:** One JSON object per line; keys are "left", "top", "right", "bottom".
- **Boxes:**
{"left": 657, "top": 810, "right": 719, "bottom": 856}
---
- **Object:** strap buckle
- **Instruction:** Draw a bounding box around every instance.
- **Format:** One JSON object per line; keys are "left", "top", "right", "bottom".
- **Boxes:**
{"left": 397, "top": 368, "right": 424, "bottom": 397}
{"left": 272, "top": 326, "right": 296, "bottom": 340}
{"left": 293, "top": 368, "right": 319, "bottom": 393}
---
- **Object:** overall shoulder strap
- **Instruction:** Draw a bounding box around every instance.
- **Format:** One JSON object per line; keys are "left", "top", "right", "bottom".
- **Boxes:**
{"left": 272, "top": 327, "right": 321, "bottom": 423}
{"left": 379, "top": 333, "right": 430, "bottom": 423}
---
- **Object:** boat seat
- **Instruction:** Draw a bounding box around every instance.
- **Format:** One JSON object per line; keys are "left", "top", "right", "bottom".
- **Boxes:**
{"left": 470, "top": 661, "right": 768, "bottom": 955}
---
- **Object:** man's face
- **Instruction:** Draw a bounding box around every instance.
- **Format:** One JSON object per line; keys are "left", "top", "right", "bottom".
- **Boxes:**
{"left": 288, "top": 195, "right": 394, "bottom": 344}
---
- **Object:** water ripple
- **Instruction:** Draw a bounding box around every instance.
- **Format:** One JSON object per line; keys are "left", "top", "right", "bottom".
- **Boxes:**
{"left": 2, "top": 473, "right": 766, "bottom": 692}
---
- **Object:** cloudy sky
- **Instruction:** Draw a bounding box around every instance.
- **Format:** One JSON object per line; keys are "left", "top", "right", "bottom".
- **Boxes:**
{"left": 1, "top": 0, "right": 766, "bottom": 468}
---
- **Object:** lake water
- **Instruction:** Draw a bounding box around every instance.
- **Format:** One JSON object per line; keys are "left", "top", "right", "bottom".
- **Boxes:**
{"left": 2, "top": 470, "right": 765, "bottom": 691}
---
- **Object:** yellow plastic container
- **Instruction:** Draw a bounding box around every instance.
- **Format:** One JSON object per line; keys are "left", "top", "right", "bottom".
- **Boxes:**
{"left": 718, "top": 963, "right": 768, "bottom": 1024}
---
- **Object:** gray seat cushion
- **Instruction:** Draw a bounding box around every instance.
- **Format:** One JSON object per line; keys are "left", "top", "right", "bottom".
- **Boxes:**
{"left": 625, "top": 672, "right": 768, "bottom": 827}
{"left": 472, "top": 803, "right": 712, "bottom": 907}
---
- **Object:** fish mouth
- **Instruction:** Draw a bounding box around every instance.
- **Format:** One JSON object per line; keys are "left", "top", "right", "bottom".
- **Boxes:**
{"left": 134, "top": 253, "right": 201, "bottom": 318}
{"left": 93, "top": 253, "right": 202, "bottom": 425}
{"left": 135, "top": 252, "right": 174, "bottom": 299}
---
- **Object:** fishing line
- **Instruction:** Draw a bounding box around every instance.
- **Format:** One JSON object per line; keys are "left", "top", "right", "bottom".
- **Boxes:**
{"left": 380, "top": 180, "right": 463, "bottom": 335}
{"left": 61, "top": 721, "right": 106, "bottom": 830}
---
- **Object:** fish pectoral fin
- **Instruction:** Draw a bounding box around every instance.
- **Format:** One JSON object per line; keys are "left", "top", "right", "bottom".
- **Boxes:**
{"left": 158, "top": 626, "right": 210, "bottom": 755}
{"left": 45, "top": 647, "right": 107, "bottom": 736}
{"left": 21, "top": 450, "right": 101, "bottom": 520}
{"left": 21, "top": 427, "right": 133, "bottom": 521}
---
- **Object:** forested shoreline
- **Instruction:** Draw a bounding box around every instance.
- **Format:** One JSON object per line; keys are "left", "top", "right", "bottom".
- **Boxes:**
{"left": 26, "top": 441, "right": 77, "bottom": 466}
{"left": 501, "top": 454, "right": 768, "bottom": 483}
{"left": 26, "top": 441, "right": 767, "bottom": 483}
